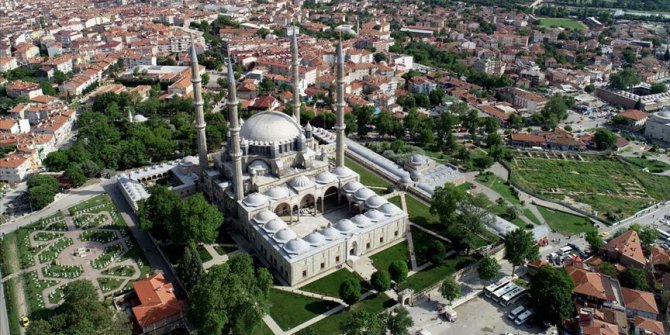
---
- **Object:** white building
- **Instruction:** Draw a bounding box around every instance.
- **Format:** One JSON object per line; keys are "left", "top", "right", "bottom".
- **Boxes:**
{"left": 644, "top": 110, "right": 670, "bottom": 143}
{"left": 0, "top": 154, "right": 32, "bottom": 183}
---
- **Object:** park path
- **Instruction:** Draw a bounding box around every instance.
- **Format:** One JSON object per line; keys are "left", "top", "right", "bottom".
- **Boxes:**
{"left": 272, "top": 285, "right": 346, "bottom": 305}
{"left": 398, "top": 193, "right": 419, "bottom": 271}
{"left": 4, "top": 233, "right": 28, "bottom": 335}
{"left": 284, "top": 291, "right": 375, "bottom": 335}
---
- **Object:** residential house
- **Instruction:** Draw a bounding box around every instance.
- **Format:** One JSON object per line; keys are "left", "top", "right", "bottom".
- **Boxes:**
{"left": 130, "top": 273, "right": 186, "bottom": 335}
{"left": 499, "top": 87, "right": 548, "bottom": 114}
{"left": 633, "top": 316, "right": 665, "bottom": 335}
{"left": 616, "top": 109, "right": 649, "bottom": 131}
{"left": 0, "top": 57, "right": 18, "bottom": 72}
{"left": 600, "top": 230, "right": 646, "bottom": 269}
{"left": 621, "top": 288, "right": 659, "bottom": 320}
{"left": 5, "top": 81, "right": 43, "bottom": 99}
{"left": 0, "top": 154, "right": 33, "bottom": 183}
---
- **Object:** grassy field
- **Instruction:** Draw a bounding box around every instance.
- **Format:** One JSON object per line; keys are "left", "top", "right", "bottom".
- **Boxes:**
{"left": 301, "top": 269, "right": 369, "bottom": 298}
{"left": 370, "top": 241, "right": 410, "bottom": 272}
{"left": 405, "top": 194, "right": 440, "bottom": 226}
{"left": 250, "top": 321, "right": 274, "bottom": 335}
{"left": 537, "top": 206, "right": 596, "bottom": 235}
{"left": 399, "top": 255, "right": 476, "bottom": 292}
{"left": 4, "top": 279, "right": 20, "bottom": 335}
{"left": 538, "top": 17, "right": 586, "bottom": 30}
{"left": 345, "top": 157, "right": 390, "bottom": 189}
{"left": 267, "top": 289, "right": 340, "bottom": 331}
{"left": 476, "top": 173, "right": 521, "bottom": 206}
{"left": 624, "top": 157, "right": 670, "bottom": 173}
{"left": 300, "top": 293, "right": 395, "bottom": 334}
{"left": 511, "top": 155, "right": 670, "bottom": 220}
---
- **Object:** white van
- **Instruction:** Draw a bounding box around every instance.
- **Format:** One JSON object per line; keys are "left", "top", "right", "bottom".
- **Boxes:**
{"left": 507, "top": 306, "right": 525, "bottom": 320}
{"left": 515, "top": 310, "right": 533, "bottom": 326}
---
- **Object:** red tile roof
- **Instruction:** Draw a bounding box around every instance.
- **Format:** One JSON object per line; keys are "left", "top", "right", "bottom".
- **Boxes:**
{"left": 634, "top": 315, "right": 665, "bottom": 335}
{"left": 131, "top": 273, "right": 185, "bottom": 328}
{"left": 622, "top": 287, "right": 658, "bottom": 315}
{"left": 619, "top": 109, "right": 649, "bottom": 121}
{"left": 601, "top": 230, "right": 646, "bottom": 267}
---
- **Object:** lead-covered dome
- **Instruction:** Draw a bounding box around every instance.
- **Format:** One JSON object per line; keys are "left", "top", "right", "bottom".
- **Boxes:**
{"left": 365, "top": 195, "right": 386, "bottom": 209}
{"left": 263, "top": 218, "right": 288, "bottom": 233}
{"left": 365, "top": 209, "right": 385, "bottom": 222}
{"left": 342, "top": 181, "right": 364, "bottom": 194}
{"left": 320, "top": 226, "right": 342, "bottom": 240}
{"left": 284, "top": 238, "right": 311, "bottom": 255}
{"left": 304, "top": 231, "right": 327, "bottom": 246}
{"left": 290, "top": 175, "right": 313, "bottom": 189}
{"left": 265, "top": 186, "right": 290, "bottom": 200}
{"left": 379, "top": 203, "right": 402, "bottom": 216}
{"left": 334, "top": 219, "right": 357, "bottom": 232}
{"left": 243, "top": 193, "right": 268, "bottom": 207}
{"left": 351, "top": 214, "right": 372, "bottom": 227}
{"left": 315, "top": 171, "right": 337, "bottom": 184}
{"left": 354, "top": 188, "right": 375, "bottom": 201}
{"left": 333, "top": 166, "right": 354, "bottom": 178}
{"left": 240, "top": 111, "right": 302, "bottom": 144}
{"left": 273, "top": 228, "right": 297, "bottom": 243}
{"left": 254, "top": 209, "right": 277, "bottom": 224}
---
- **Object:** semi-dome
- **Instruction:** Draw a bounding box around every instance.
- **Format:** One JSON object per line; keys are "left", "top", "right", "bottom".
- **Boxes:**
{"left": 315, "top": 171, "right": 337, "bottom": 184}
{"left": 304, "top": 231, "right": 327, "bottom": 246}
{"left": 254, "top": 209, "right": 277, "bottom": 224}
{"left": 320, "top": 226, "right": 342, "bottom": 240}
{"left": 265, "top": 185, "right": 290, "bottom": 200}
{"left": 333, "top": 166, "right": 354, "bottom": 178}
{"left": 379, "top": 203, "right": 402, "bottom": 216}
{"left": 263, "top": 218, "right": 288, "bottom": 233}
{"left": 243, "top": 193, "right": 268, "bottom": 207}
{"left": 273, "top": 228, "right": 297, "bottom": 243}
{"left": 354, "top": 187, "right": 375, "bottom": 201}
{"left": 408, "top": 154, "right": 427, "bottom": 166}
{"left": 351, "top": 214, "right": 372, "bottom": 227}
{"left": 342, "top": 181, "right": 364, "bottom": 194}
{"left": 290, "top": 175, "right": 313, "bottom": 189}
{"left": 365, "top": 209, "right": 385, "bottom": 221}
{"left": 365, "top": 195, "right": 386, "bottom": 209}
{"left": 334, "top": 219, "right": 357, "bottom": 232}
{"left": 284, "top": 238, "right": 311, "bottom": 254}
{"left": 240, "top": 111, "right": 302, "bottom": 144}
{"left": 248, "top": 160, "right": 271, "bottom": 174}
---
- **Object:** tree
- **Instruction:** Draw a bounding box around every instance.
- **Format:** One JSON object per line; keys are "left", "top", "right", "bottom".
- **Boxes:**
{"left": 440, "top": 275, "right": 460, "bottom": 304}
{"left": 620, "top": 267, "right": 649, "bottom": 291}
{"left": 504, "top": 228, "right": 540, "bottom": 276}
{"left": 585, "top": 84, "right": 595, "bottom": 93}
{"left": 651, "top": 82, "right": 667, "bottom": 94}
{"left": 430, "top": 184, "right": 466, "bottom": 229}
{"left": 638, "top": 226, "right": 658, "bottom": 256}
{"left": 178, "top": 243, "right": 204, "bottom": 291}
{"left": 609, "top": 68, "right": 640, "bottom": 90}
{"left": 138, "top": 185, "right": 181, "bottom": 238}
{"left": 585, "top": 229, "right": 604, "bottom": 252}
{"left": 598, "top": 261, "right": 618, "bottom": 278}
{"left": 344, "top": 112, "right": 358, "bottom": 135}
{"left": 529, "top": 266, "right": 575, "bottom": 325}
{"left": 414, "top": 93, "right": 430, "bottom": 108}
{"left": 427, "top": 240, "right": 447, "bottom": 265}
{"left": 28, "top": 175, "right": 59, "bottom": 193}
{"left": 429, "top": 88, "right": 445, "bottom": 106}
{"left": 353, "top": 105, "right": 375, "bottom": 136}
{"left": 258, "top": 78, "right": 276, "bottom": 95}
{"left": 65, "top": 163, "right": 87, "bottom": 188}
{"left": 341, "top": 310, "right": 386, "bottom": 335}
{"left": 594, "top": 128, "right": 617, "bottom": 150}
{"left": 477, "top": 256, "right": 501, "bottom": 281}
{"left": 256, "top": 27, "right": 271, "bottom": 38}
{"left": 611, "top": 114, "right": 631, "bottom": 127}
{"left": 375, "top": 111, "right": 395, "bottom": 137}
{"left": 373, "top": 52, "right": 387, "bottom": 63}
{"left": 27, "top": 279, "right": 132, "bottom": 335}
{"left": 389, "top": 260, "right": 408, "bottom": 283}
{"left": 386, "top": 307, "right": 413, "bottom": 335}
{"left": 371, "top": 270, "right": 391, "bottom": 292}
{"left": 28, "top": 184, "right": 55, "bottom": 210}
{"left": 201, "top": 72, "right": 210, "bottom": 86}
{"left": 188, "top": 254, "right": 272, "bottom": 335}
{"left": 339, "top": 278, "right": 362, "bottom": 305}
{"left": 44, "top": 151, "right": 70, "bottom": 171}
{"left": 174, "top": 193, "right": 223, "bottom": 244}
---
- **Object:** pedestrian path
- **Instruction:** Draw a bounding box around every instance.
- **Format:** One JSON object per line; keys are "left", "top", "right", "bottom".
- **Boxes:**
{"left": 410, "top": 222, "right": 451, "bottom": 243}
{"left": 273, "top": 285, "right": 346, "bottom": 305}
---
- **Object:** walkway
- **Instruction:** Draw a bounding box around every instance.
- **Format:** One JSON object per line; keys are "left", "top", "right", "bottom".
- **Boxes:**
{"left": 283, "top": 291, "right": 375, "bottom": 335}
{"left": 201, "top": 244, "right": 239, "bottom": 270}
{"left": 398, "top": 193, "right": 419, "bottom": 271}
{"left": 272, "top": 285, "right": 345, "bottom": 305}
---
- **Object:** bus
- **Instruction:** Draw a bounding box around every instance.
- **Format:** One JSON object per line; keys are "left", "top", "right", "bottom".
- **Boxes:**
{"left": 500, "top": 287, "right": 527, "bottom": 306}
{"left": 484, "top": 277, "right": 511, "bottom": 298}
{"left": 657, "top": 229, "right": 670, "bottom": 241}
{"left": 492, "top": 283, "right": 518, "bottom": 302}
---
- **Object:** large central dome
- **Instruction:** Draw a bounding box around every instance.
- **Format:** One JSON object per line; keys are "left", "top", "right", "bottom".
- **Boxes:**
{"left": 240, "top": 112, "right": 302, "bottom": 143}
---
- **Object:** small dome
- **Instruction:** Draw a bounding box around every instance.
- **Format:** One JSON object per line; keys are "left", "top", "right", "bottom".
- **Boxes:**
{"left": 379, "top": 203, "right": 402, "bottom": 216}
{"left": 409, "top": 154, "right": 427, "bottom": 166}
{"left": 315, "top": 171, "right": 337, "bottom": 184}
{"left": 263, "top": 218, "right": 288, "bottom": 233}
{"left": 180, "top": 156, "right": 198, "bottom": 166}
{"left": 243, "top": 193, "right": 268, "bottom": 207}
{"left": 320, "top": 226, "right": 342, "bottom": 240}
{"left": 365, "top": 209, "right": 385, "bottom": 222}
{"left": 248, "top": 160, "right": 270, "bottom": 171}
{"left": 304, "top": 231, "right": 327, "bottom": 246}
{"left": 265, "top": 186, "right": 290, "bottom": 200}
{"left": 342, "top": 181, "right": 364, "bottom": 194}
{"left": 334, "top": 219, "right": 357, "bottom": 232}
{"left": 365, "top": 195, "right": 386, "bottom": 209}
{"left": 354, "top": 187, "right": 376, "bottom": 201}
{"left": 290, "top": 175, "right": 313, "bottom": 189}
{"left": 273, "top": 228, "right": 297, "bottom": 243}
{"left": 333, "top": 166, "right": 354, "bottom": 178}
{"left": 351, "top": 214, "right": 372, "bottom": 227}
{"left": 254, "top": 209, "right": 277, "bottom": 224}
{"left": 284, "top": 238, "right": 311, "bottom": 254}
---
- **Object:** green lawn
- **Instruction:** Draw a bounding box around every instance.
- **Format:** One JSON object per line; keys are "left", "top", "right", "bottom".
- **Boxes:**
{"left": 196, "top": 245, "right": 213, "bottom": 263}
{"left": 538, "top": 17, "right": 586, "bottom": 30}
{"left": 345, "top": 157, "right": 390, "bottom": 189}
{"left": 511, "top": 155, "right": 670, "bottom": 220}
{"left": 4, "top": 279, "right": 20, "bottom": 335}
{"left": 370, "top": 241, "right": 410, "bottom": 272}
{"left": 476, "top": 173, "right": 521, "bottom": 206}
{"left": 536, "top": 206, "right": 595, "bottom": 235}
{"left": 301, "top": 269, "right": 369, "bottom": 298}
{"left": 624, "top": 157, "right": 670, "bottom": 173}
{"left": 523, "top": 208, "right": 542, "bottom": 225}
{"left": 267, "top": 289, "right": 340, "bottom": 331}
{"left": 300, "top": 293, "right": 395, "bottom": 334}
{"left": 404, "top": 194, "right": 439, "bottom": 227}
{"left": 249, "top": 321, "right": 275, "bottom": 335}
{"left": 399, "top": 255, "right": 476, "bottom": 292}
{"left": 457, "top": 182, "right": 473, "bottom": 192}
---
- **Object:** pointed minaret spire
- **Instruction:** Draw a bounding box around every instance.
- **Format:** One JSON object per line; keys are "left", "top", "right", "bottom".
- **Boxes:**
{"left": 190, "top": 40, "right": 208, "bottom": 177}
{"left": 334, "top": 38, "right": 346, "bottom": 168}
{"left": 291, "top": 23, "right": 301, "bottom": 125}
{"left": 226, "top": 53, "right": 244, "bottom": 201}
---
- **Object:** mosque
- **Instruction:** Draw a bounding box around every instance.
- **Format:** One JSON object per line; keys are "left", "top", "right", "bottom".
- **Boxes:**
{"left": 191, "top": 32, "right": 409, "bottom": 286}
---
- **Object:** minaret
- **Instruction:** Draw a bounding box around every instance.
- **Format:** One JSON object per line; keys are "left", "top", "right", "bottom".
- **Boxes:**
{"left": 190, "top": 42, "right": 208, "bottom": 176}
{"left": 334, "top": 39, "right": 346, "bottom": 168}
{"left": 226, "top": 55, "right": 244, "bottom": 201}
{"left": 291, "top": 24, "right": 301, "bottom": 125}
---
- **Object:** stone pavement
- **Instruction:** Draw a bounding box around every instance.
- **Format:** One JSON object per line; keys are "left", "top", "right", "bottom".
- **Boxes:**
{"left": 201, "top": 244, "right": 239, "bottom": 270}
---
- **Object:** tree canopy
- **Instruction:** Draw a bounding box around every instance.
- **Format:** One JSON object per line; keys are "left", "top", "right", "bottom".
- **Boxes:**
{"left": 529, "top": 266, "right": 575, "bottom": 325}
{"left": 339, "top": 278, "right": 362, "bottom": 304}
{"left": 504, "top": 228, "right": 540, "bottom": 275}
{"left": 188, "top": 254, "right": 273, "bottom": 335}
{"left": 609, "top": 68, "right": 640, "bottom": 90}
{"left": 477, "top": 256, "right": 501, "bottom": 281}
